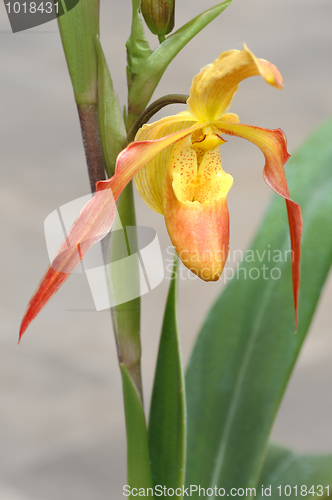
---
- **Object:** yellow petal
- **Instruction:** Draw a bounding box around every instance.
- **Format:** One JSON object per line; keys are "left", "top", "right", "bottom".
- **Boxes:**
{"left": 162, "top": 136, "right": 233, "bottom": 281}
{"left": 134, "top": 111, "right": 197, "bottom": 214}
{"left": 187, "top": 44, "right": 283, "bottom": 122}
{"left": 221, "top": 112, "right": 240, "bottom": 123}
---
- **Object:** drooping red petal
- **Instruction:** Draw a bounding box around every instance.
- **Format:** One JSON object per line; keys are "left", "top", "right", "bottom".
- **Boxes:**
{"left": 216, "top": 121, "right": 303, "bottom": 328}
{"left": 19, "top": 186, "right": 117, "bottom": 343}
{"left": 19, "top": 125, "right": 203, "bottom": 341}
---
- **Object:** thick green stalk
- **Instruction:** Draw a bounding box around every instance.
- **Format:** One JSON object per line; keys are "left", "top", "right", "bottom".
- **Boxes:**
{"left": 109, "top": 183, "right": 143, "bottom": 399}
{"left": 93, "top": 36, "right": 143, "bottom": 398}
{"left": 57, "top": 0, "right": 105, "bottom": 189}
{"left": 113, "top": 95, "right": 187, "bottom": 398}
{"left": 77, "top": 103, "right": 106, "bottom": 191}
{"left": 57, "top": 0, "right": 143, "bottom": 397}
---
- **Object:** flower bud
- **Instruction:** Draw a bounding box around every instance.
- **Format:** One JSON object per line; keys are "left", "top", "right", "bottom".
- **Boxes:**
{"left": 141, "top": 0, "right": 175, "bottom": 37}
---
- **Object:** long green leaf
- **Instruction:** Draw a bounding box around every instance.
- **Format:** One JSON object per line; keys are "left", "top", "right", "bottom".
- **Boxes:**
{"left": 121, "top": 364, "right": 154, "bottom": 495}
{"left": 185, "top": 118, "right": 332, "bottom": 495}
{"left": 148, "top": 257, "right": 186, "bottom": 494}
{"left": 127, "top": 0, "right": 234, "bottom": 129}
{"left": 257, "top": 444, "right": 332, "bottom": 499}
{"left": 96, "top": 38, "right": 127, "bottom": 177}
{"left": 57, "top": 0, "right": 99, "bottom": 104}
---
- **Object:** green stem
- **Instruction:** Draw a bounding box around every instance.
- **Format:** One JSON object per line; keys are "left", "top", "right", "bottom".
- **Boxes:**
{"left": 77, "top": 101, "right": 142, "bottom": 396}
{"left": 127, "top": 93, "right": 189, "bottom": 142}
{"left": 110, "top": 182, "right": 143, "bottom": 400}
{"left": 113, "top": 93, "right": 188, "bottom": 399}
{"left": 107, "top": 2, "right": 187, "bottom": 406}
{"left": 77, "top": 103, "right": 106, "bottom": 192}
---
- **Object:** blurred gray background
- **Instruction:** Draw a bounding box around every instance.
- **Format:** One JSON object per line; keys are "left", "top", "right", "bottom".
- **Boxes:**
{"left": 1, "top": 0, "right": 332, "bottom": 498}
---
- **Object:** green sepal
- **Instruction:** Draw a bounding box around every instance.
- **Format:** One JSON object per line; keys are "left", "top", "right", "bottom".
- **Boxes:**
{"left": 127, "top": 0, "right": 234, "bottom": 129}
{"left": 57, "top": 0, "right": 100, "bottom": 104}
{"left": 148, "top": 256, "right": 186, "bottom": 492}
{"left": 185, "top": 118, "right": 332, "bottom": 494}
{"left": 95, "top": 37, "right": 127, "bottom": 177}
{"left": 257, "top": 444, "right": 332, "bottom": 499}
{"left": 126, "top": 0, "right": 153, "bottom": 94}
{"left": 121, "top": 364, "right": 154, "bottom": 493}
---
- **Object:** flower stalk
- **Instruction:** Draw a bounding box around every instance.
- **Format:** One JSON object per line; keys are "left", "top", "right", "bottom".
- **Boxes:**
{"left": 127, "top": 94, "right": 189, "bottom": 143}
{"left": 109, "top": 183, "right": 143, "bottom": 400}
{"left": 57, "top": 0, "right": 143, "bottom": 397}
{"left": 77, "top": 103, "right": 106, "bottom": 191}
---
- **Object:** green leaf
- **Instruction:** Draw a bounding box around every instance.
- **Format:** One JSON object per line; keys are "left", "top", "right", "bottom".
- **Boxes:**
{"left": 121, "top": 364, "right": 154, "bottom": 494}
{"left": 257, "top": 444, "right": 332, "bottom": 499}
{"left": 57, "top": 0, "right": 99, "bottom": 104}
{"left": 126, "top": 0, "right": 153, "bottom": 92}
{"left": 185, "top": 118, "right": 332, "bottom": 494}
{"left": 127, "top": 0, "right": 234, "bottom": 129}
{"left": 96, "top": 38, "right": 127, "bottom": 177}
{"left": 148, "top": 257, "right": 186, "bottom": 493}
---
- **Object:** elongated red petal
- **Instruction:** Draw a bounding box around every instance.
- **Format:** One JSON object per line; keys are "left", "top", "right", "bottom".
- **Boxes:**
{"left": 216, "top": 122, "right": 303, "bottom": 328}
{"left": 19, "top": 187, "right": 117, "bottom": 343}
{"left": 19, "top": 125, "right": 203, "bottom": 341}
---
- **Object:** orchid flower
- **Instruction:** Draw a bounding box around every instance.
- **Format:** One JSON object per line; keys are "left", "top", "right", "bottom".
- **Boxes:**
{"left": 19, "top": 44, "right": 302, "bottom": 339}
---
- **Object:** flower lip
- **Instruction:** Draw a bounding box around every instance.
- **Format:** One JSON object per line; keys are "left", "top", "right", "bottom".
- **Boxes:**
{"left": 166, "top": 136, "right": 234, "bottom": 206}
